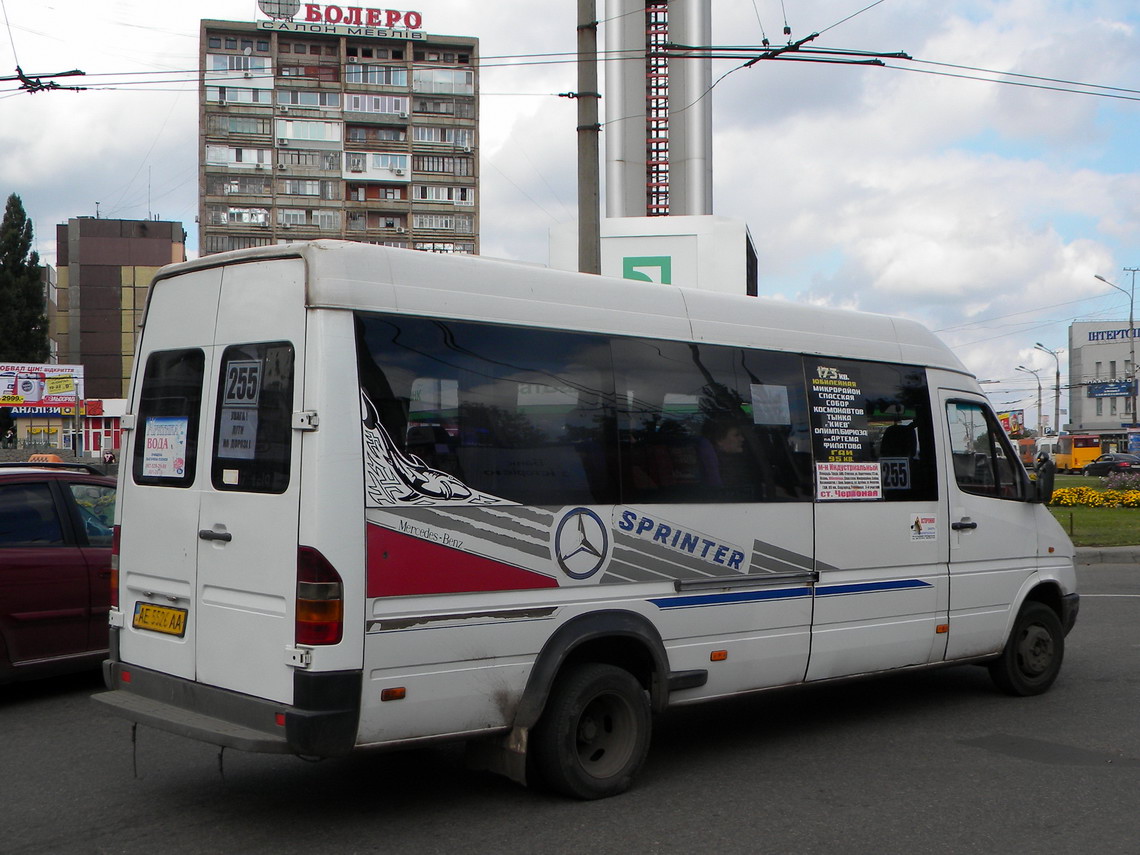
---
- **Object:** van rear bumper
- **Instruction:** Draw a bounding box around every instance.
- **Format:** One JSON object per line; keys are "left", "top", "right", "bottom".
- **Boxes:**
{"left": 94, "top": 660, "right": 361, "bottom": 757}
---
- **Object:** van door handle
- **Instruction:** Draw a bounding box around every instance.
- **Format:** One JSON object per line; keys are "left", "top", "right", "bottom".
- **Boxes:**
{"left": 951, "top": 521, "right": 978, "bottom": 531}
{"left": 198, "top": 529, "right": 233, "bottom": 542}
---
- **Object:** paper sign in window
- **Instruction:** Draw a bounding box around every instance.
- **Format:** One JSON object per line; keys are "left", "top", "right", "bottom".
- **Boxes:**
{"left": 142, "top": 416, "right": 189, "bottom": 479}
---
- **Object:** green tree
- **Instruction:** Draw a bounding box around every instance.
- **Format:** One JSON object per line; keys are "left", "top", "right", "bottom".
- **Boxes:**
{"left": 0, "top": 193, "right": 49, "bottom": 362}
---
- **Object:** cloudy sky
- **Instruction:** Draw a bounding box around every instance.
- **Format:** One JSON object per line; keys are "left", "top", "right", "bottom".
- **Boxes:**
{"left": 3, "top": 0, "right": 1140, "bottom": 426}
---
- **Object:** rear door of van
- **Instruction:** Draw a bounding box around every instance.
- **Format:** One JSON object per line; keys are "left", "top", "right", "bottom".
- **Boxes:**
{"left": 120, "top": 258, "right": 306, "bottom": 705}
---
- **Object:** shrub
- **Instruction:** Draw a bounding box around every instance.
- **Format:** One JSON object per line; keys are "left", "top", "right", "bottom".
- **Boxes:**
{"left": 1105, "top": 471, "right": 1140, "bottom": 491}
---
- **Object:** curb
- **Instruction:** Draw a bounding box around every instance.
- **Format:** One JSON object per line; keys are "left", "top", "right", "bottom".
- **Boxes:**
{"left": 1075, "top": 546, "right": 1140, "bottom": 566}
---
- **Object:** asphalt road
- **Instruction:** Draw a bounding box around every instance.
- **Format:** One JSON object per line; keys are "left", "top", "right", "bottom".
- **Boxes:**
{"left": 3, "top": 559, "right": 1138, "bottom": 855}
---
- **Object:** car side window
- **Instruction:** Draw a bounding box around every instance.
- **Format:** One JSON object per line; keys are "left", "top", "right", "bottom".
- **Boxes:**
{"left": 68, "top": 483, "right": 117, "bottom": 546}
{"left": 0, "top": 482, "right": 64, "bottom": 546}
{"left": 946, "top": 400, "right": 1028, "bottom": 500}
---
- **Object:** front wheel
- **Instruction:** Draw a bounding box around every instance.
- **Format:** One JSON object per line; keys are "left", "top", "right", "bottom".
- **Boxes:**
{"left": 988, "top": 602, "right": 1065, "bottom": 696}
{"left": 531, "top": 663, "right": 651, "bottom": 799}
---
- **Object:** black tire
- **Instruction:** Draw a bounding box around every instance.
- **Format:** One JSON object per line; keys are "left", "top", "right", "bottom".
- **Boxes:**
{"left": 988, "top": 602, "right": 1065, "bottom": 696}
{"left": 531, "top": 663, "right": 651, "bottom": 799}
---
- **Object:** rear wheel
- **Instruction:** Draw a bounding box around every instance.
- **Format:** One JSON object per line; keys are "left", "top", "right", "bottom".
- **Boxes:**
{"left": 532, "top": 663, "right": 651, "bottom": 799}
{"left": 988, "top": 602, "right": 1064, "bottom": 696}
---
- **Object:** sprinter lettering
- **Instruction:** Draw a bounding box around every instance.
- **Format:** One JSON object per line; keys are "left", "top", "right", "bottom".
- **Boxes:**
{"left": 617, "top": 510, "right": 745, "bottom": 569}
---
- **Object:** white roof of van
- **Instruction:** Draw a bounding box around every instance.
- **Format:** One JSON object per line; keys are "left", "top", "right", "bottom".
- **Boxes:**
{"left": 150, "top": 240, "right": 970, "bottom": 375}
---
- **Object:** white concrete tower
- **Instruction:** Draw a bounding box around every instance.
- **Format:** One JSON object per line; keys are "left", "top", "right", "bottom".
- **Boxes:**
{"left": 604, "top": 0, "right": 712, "bottom": 218}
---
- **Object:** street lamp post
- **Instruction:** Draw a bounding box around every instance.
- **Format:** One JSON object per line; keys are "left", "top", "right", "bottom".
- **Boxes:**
{"left": 1034, "top": 342, "right": 1061, "bottom": 434}
{"left": 1017, "top": 365, "right": 1043, "bottom": 434}
{"left": 1094, "top": 272, "right": 1137, "bottom": 428}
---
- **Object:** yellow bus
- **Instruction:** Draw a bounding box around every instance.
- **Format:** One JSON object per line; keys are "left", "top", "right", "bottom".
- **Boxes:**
{"left": 1054, "top": 434, "right": 1100, "bottom": 473}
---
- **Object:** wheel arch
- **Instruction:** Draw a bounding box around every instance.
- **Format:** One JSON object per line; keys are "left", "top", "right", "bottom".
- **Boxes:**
{"left": 513, "top": 610, "right": 671, "bottom": 732}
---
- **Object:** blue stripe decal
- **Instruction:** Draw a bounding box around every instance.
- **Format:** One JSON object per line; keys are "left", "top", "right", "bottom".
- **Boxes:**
{"left": 649, "top": 579, "right": 931, "bottom": 610}
{"left": 649, "top": 588, "right": 811, "bottom": 610}
{"left": 816, "top": 579, "right": 932, "bottom": 597}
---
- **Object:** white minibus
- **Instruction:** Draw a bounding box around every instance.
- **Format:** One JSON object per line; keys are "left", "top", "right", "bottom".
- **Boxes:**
{"left": 95, "top": 240, "right": 1078, "bottom": 799}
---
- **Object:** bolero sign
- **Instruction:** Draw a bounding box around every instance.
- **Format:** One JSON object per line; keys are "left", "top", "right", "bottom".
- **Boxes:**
{"left": 299, "top": 5, "right": 422, "bottom": 28}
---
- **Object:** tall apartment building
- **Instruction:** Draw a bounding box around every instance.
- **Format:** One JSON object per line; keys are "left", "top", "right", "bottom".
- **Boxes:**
{"left": 52, "top": 217, "right": 187, "bottom": 398}
{"left": 200, "top": 14, "right": 478, "bottom": 256}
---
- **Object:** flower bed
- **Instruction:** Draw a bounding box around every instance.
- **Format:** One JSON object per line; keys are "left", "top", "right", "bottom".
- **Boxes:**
{"left": 1050, "top": 486, "right": 1140, "bottom": 508}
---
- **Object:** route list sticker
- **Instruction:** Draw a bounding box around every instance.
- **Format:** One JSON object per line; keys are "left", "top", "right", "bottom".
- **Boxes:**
{"left": 143, "top": 416, "right": 189, "bottom": 478}
{"left": 808, "top": 362, "right": 879, "bottom": 501}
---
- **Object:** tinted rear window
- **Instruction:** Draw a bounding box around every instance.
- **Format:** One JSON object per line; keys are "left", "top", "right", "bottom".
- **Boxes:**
{"left": 132, "top": 349, "right": 205, "bottom": 488}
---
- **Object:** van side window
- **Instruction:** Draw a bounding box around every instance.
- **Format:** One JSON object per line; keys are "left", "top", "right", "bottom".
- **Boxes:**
{"left": 805, "top": 358, "right": 938, "bottom": 502}
{"left": 132, "top": 349, "right": 205, "bottom": 488}
{"left": 946, "top": 401, "right": 1028, "bottom": 500}
{"left": 211, "top": 342, "right": 295, "bottom": 494}
{"left": 612, "top": 338, "right": 812, "bottom": 503}
{"left": 356, "top": 315, "right": 617, "bottom": 505}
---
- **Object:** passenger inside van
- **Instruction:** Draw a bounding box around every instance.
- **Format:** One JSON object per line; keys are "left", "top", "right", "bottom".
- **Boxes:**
{"left": 697, "top": 417, "right": 754, "bottom": 501}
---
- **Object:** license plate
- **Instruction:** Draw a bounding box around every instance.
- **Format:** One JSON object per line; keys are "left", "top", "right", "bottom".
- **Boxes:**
{"left": 132, "top": 602, "right": 188, "bottom": 637}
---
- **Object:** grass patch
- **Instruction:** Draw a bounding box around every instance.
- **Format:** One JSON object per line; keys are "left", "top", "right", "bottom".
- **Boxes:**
{"left": 1047, "top": 505, "right": 1140, "bottom": 547}
{"left": 1048, "top": 474, "right": 1140, "bottom": 546}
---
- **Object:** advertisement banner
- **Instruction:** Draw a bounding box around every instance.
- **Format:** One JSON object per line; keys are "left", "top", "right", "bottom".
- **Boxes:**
{"left": 0, "top": 363, "right": 85, "bottom": 410}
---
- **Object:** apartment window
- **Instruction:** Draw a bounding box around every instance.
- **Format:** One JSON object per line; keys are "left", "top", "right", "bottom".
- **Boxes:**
{"left": 455, "top": 214, "right": 474, "bottom": 234}
{"left": 207, "top": 206, "right": 269, "bottom": 225}
{"left": 1095, "top": 361, "right": 1103, "bottom": 379}
{"left": 276, "top": 120, "right": 341, "bottom": 143}
{"left": 280, "top": 65, "right": 340, "bottom": 82}
{"left": 346, "top": 125, "right": 407, "bottom": 143}
{"left": 203, "top": 235, "right": 273, "bottom": 253}
{"left": 345, "top": 64, "right": 408, "bottom": 86}
{"left": 278, "top": 90, "right": 340, "bottom": 109}
{"left": 278, "top": 209, "right": 307, "bottom": 226}
{"left": 344, "top": 94, "right": 409, "bottom": 114}
{"left": 347, "top": 45, "right": 392, "bottom": 59}
{"left": 412, "top": 126, "right": 473, "bottom": 147}
{"left": 1110, "top": 398, "right": 1118, "bottom": 416}
{"left": 206, "top": 175, "right": 271, "bottom": 196}
{"left": 1096, "top": 398, "right": 1104, "bottom": 416}
{"left": 412, "top": 68, "right": 474, "bottom": 95}
{"left": 412, "top": 213, "right": 454, "bottom": 230}
{"left": 413, "top": 242, "right": 474, "bottom": 254}
{"left": 207, "top": 54, "right": 270, "bottom": 75}
{"left": 206, "top": 146, "right": 271, "bottom": 167}
{"left": 410, "top": 155, "right": 474, "bottom": 177}
{"left": 281, "top": 179, "right": 321, "bottom": 196}
{"left": 372, "top": 153, "right": 408, "bottom": 171}
{"left": 412, "top": 185, "right": 474, "bottom": 205}
{"left": 207, "top": 87, "right": 272, "bottom": 105}
{"left": 207, "top": 115, "right": 271, "bottom": 136}
{"left": 278, "top": 149, "right": 341, "bottom": 170}
{"left": 313, "top": 210, "right": 340, "bottom": 230}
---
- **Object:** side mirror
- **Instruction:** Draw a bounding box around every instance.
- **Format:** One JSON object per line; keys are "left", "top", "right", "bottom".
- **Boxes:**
{"left": 1032, "top": 455, "right": 1056, "bottom": 504}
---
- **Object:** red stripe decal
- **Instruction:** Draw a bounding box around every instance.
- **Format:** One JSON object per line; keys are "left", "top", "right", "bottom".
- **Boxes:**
{"left": 366, "top": 523, "right": 558, "bottom": 597}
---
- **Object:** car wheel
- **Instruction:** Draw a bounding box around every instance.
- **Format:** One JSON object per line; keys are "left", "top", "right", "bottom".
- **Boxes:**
{"left": 988, "top": 602, "right": 1064, "bottom": 696}
{"left": 532, "top": 663, "right": 651, "bottom": 799}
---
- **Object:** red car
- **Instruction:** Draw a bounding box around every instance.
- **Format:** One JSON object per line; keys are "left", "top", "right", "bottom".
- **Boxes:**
{"left": 0, "top": 462, "right": 116, "bottom": 683}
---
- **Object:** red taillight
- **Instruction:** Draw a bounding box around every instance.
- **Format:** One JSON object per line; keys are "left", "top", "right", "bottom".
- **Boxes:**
{"left": 296, "top": 546, "right": 343, "bottom": 645}
{"left": 110, "top": 525, "right": 121, "bottom": 609}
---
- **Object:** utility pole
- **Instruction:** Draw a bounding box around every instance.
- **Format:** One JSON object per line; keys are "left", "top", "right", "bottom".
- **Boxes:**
{"left": 1017, "top": 365, "right": 1043, "bottom": 435}
{"left": 1034, "top": 342, "right": 1061, "bottom": 435}
{"left": 576, "top": 0, "right": 601, "bottom": 274}
{"left": 1126, "top": 267, "right": 1138, "bottom": 428}
{"left": 1096, "top": 271, "right": 1137, "bottom": 430}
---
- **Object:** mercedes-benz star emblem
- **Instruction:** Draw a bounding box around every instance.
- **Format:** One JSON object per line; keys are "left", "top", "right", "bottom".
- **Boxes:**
{"left": 553, "top": 508, "right": 609, "bottom": 580}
